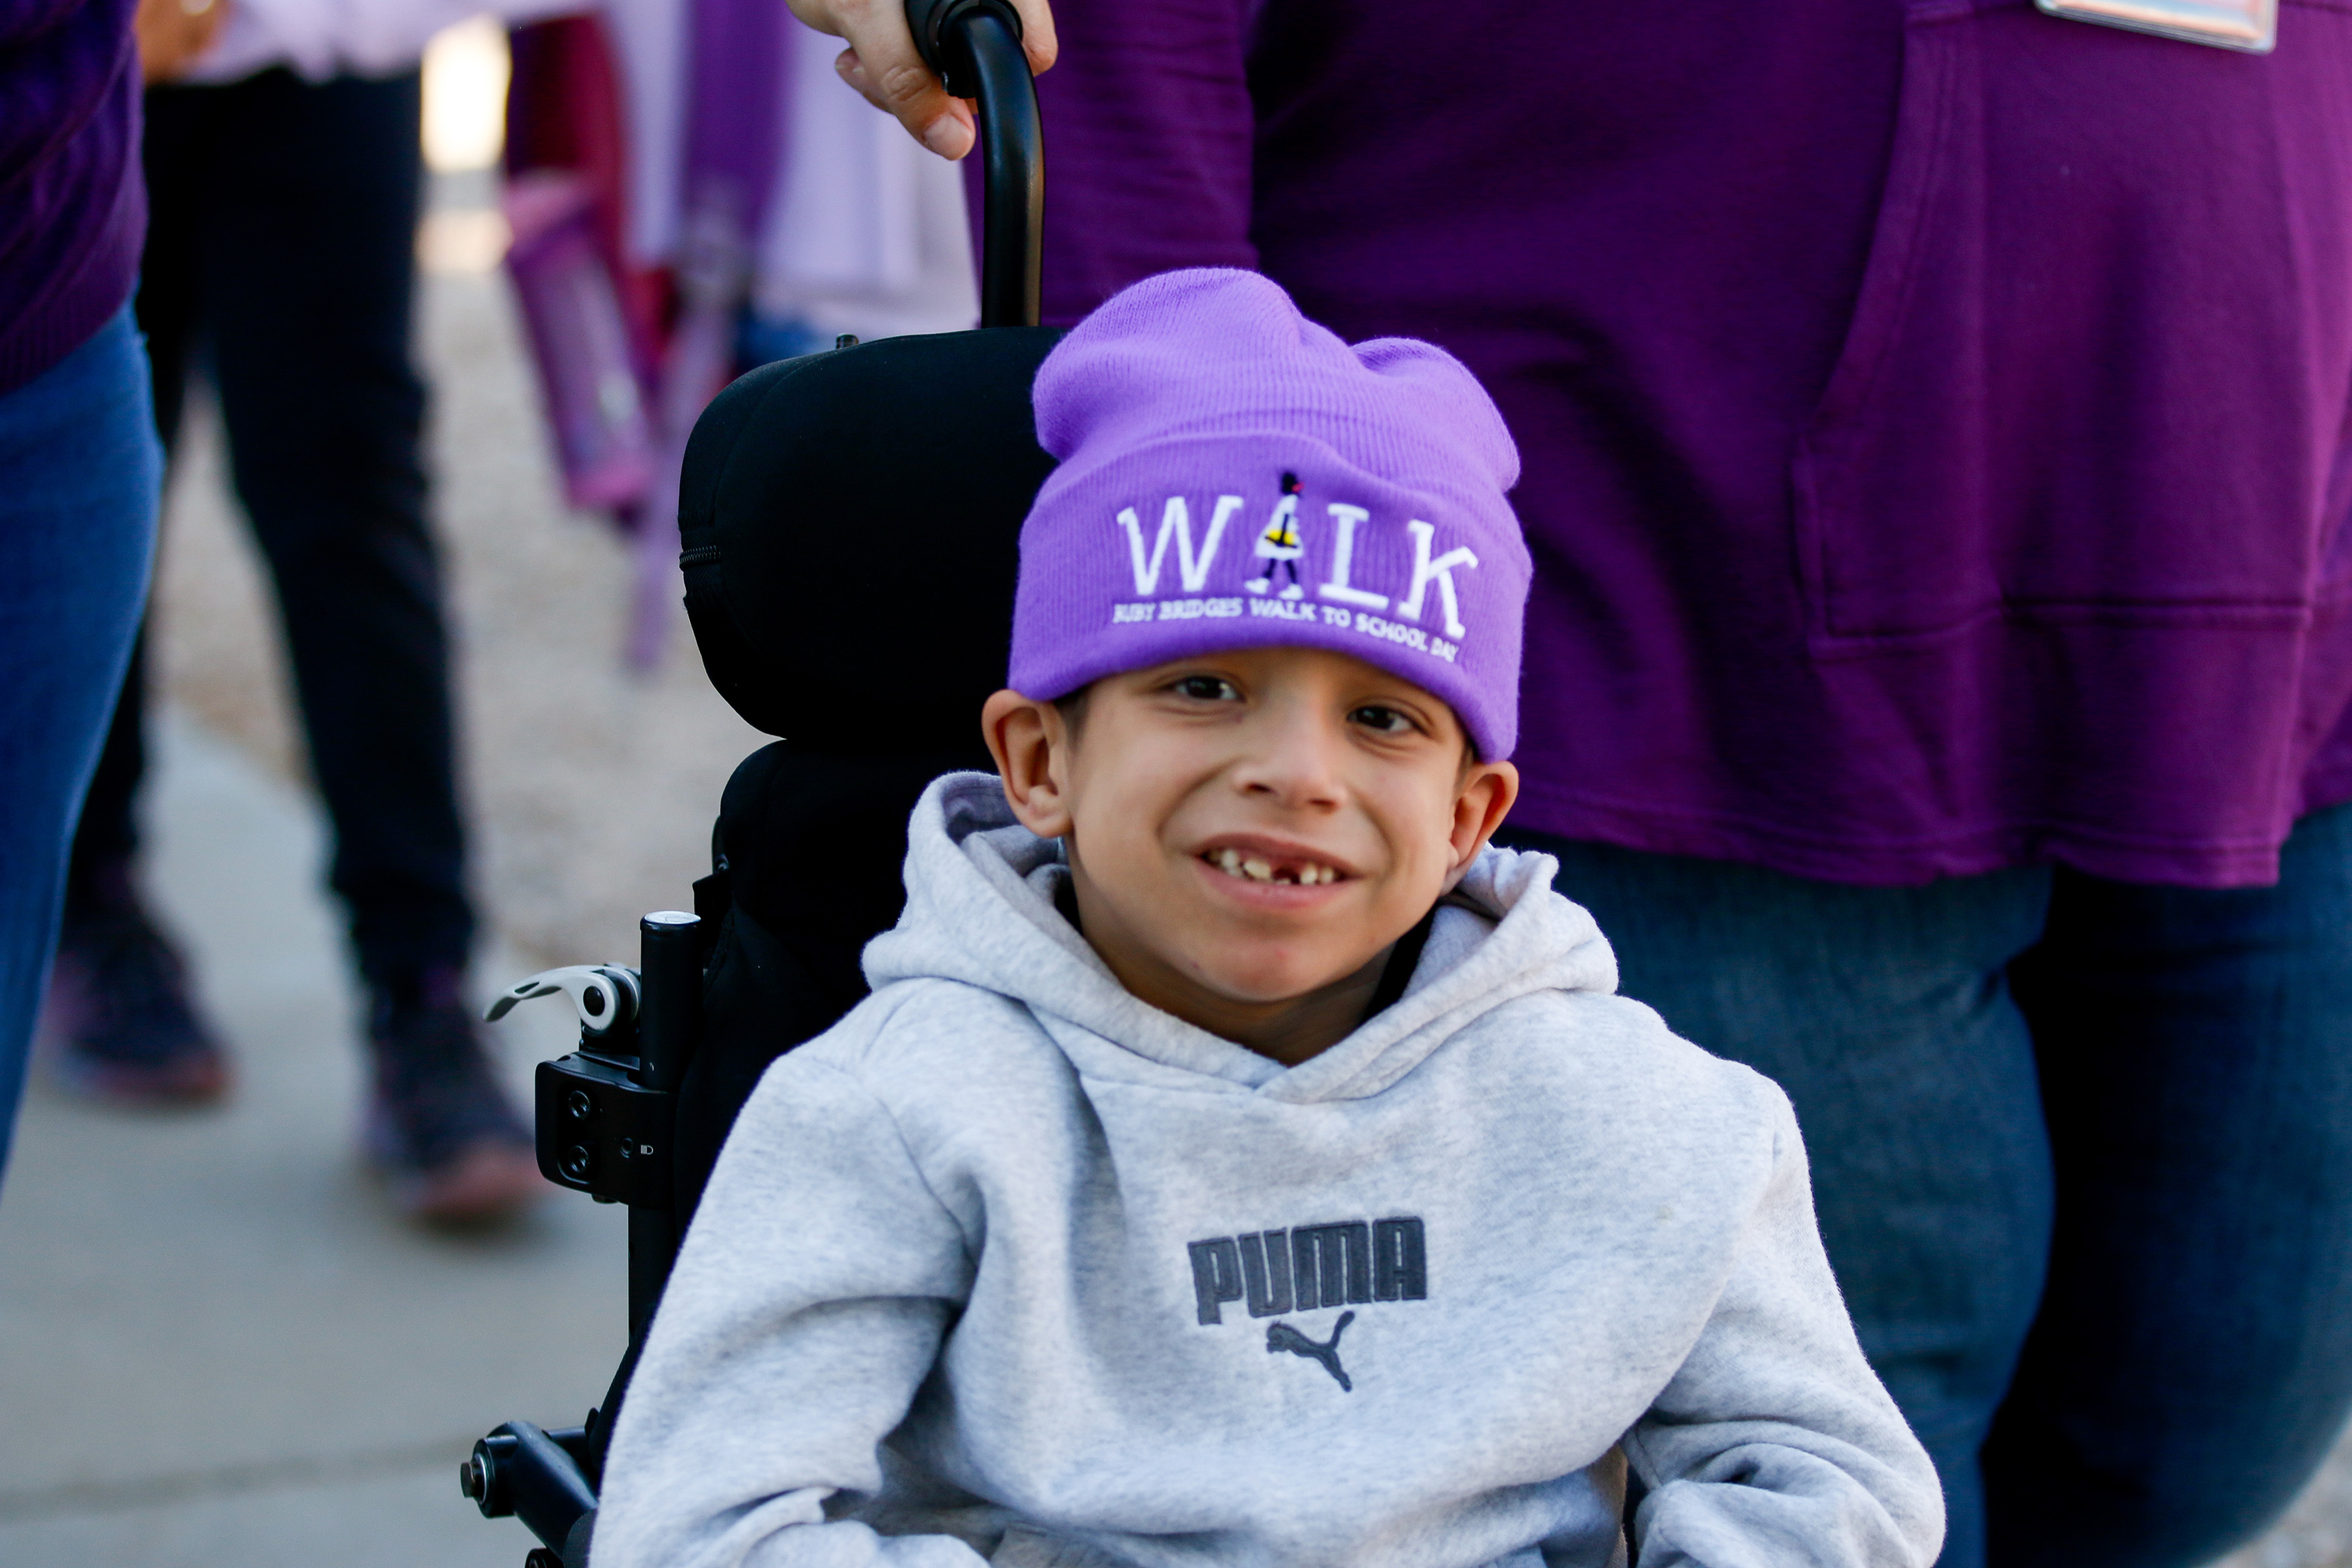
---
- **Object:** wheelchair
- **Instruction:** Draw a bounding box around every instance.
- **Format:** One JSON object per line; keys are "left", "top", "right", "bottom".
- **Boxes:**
{"left": 456, "top": 4, "right": 1058, "bottom": 1561}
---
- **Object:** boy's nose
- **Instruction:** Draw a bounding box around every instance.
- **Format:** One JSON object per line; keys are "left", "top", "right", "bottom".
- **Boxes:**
{"left": 1232, "top": 715, "right": 1347, "bottom": 810}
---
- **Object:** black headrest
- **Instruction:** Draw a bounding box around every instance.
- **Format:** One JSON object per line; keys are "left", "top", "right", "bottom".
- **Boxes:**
{"left": 677, "top": 326, "right": 1066, "bottom": 755}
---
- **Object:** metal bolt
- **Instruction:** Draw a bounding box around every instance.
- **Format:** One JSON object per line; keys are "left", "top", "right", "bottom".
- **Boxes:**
{"left": 835, "top": 333, "right": 860, "bottom": 350}
{"left": 459, "top": 1457, "right": 480, "bottom": 1498}
{"left": 526, "top": 1550, "right": 564, "bottom": 1568}
{"left": 561, "top": 1144, "right": 593, "bottom": 1181}
{"left": 566, "top": 1089, "right": 593, "bottom": 1120}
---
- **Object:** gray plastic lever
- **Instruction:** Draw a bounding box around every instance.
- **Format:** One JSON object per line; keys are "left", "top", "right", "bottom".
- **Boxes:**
{"left": 484, "top": 964, "right": 641, "bottom": 1036}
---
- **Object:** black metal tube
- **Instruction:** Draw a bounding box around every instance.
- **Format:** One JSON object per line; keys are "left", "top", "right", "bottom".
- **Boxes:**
{"left": 627, "top": 1206, "right": 676, "bottom": 1344}
{"left": 959, "top": 9, "right": 1043, "bottom": 328}
{"left": 635, "top": 911, "right": 701, "bottom": 1094}
{"left": 626, "top": 912, "right": 699, "bottom": 1339}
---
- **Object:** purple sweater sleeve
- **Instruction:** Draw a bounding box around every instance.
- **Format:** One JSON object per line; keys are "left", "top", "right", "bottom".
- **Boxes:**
{"left": 1021, "top": 0, "right": 1258, "bottom": 325}
{"left": 0, "top": 0, "right": 132, "bottom": 160}
{"left": 0, "top": 0, "right": 143, "bottom": 392}
{"left": 0, "top": 0, "right": 96, "bottom": 42}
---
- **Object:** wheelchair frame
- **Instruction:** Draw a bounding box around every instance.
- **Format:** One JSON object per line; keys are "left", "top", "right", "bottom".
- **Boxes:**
{"left": 456, "top": 3, "right": 1043, "bottom": 1562}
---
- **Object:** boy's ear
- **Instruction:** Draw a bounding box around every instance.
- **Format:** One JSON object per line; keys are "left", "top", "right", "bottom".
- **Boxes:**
{"left": 982, "top": 688, "right": 1076, "bottom": 839}
{"left": 1440, "top": 758, "right": 1519, "bottom": 893}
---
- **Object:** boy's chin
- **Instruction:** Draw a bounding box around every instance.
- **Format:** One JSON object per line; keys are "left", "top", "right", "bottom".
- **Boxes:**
{"left": 1181, "top": 947, "right": 1380, "bottom": 1011}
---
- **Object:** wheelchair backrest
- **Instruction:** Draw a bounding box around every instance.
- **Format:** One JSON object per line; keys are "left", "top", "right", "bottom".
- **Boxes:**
{"left": 677, "top": 325, "right": 1066, "bottom": 749}
{"left": 669, "top": 325, "right": 1066, "bottom": 1221}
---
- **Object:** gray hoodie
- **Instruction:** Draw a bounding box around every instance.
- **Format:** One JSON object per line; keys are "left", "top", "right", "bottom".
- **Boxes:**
{"left": 595, "top": 774, "right": 1944, "bottom": 1568}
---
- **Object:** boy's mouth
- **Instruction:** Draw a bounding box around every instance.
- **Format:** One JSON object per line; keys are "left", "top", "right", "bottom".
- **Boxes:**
{"left": 1201, "top": 846, "right": 1345, "bottom": 887}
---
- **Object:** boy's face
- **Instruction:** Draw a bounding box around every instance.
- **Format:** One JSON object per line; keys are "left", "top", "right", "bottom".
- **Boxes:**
{"left": 983, "top": 647, "right": 1518, "bottom": 1064}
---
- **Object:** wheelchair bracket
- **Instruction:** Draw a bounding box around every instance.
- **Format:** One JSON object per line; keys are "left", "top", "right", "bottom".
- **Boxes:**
{"left": 461, "top": 1420, "right": 596, "bottom": 1559}
{"left": 534, "top": 1053, "right": 676, "bottom": 1208}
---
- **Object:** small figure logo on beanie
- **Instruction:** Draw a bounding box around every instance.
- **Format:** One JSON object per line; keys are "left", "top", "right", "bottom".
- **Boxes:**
{"left": 1244, "top": 474, "right": 1307, "bottom": 601}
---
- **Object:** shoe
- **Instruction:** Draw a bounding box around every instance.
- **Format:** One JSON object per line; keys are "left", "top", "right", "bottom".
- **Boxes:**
{"left": 365, "top": 975, "right": 543, "bottom": 1225}
{"left": 42, "top": 884, "right": 230, "bottom": 1106}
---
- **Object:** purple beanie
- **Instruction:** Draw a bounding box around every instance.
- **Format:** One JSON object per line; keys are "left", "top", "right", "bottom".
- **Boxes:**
{"left": 1008, "top": 269, "right": 1531, "bottom": 758}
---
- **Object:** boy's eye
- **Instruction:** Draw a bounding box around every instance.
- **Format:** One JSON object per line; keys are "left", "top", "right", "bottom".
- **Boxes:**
{"left": 1349, "top": 704, "right": 1417, "bottom": 735}
{"left": 1173, "top": 675, "right": 1241, "bottom": 702}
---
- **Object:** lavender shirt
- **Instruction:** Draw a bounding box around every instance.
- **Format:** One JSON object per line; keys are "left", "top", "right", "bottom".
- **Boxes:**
{"left": 1, "top": 0, "right": 144, "bottom": 395}
{"left": 1022, "top": 0, "right": 2352, "bottom": 887}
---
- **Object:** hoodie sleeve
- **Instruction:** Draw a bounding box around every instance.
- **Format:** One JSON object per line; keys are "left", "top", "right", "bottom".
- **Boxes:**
{"left": 1621, "top": 1089, "right": 1945, "bottom": 1568}
{"left": 593, "top": 1049, "right": 986, "bottom": 1568}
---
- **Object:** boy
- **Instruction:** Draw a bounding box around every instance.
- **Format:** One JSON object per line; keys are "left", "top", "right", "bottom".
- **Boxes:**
{"left": 596, "top": 270, "right": 1943, "bottom": 1568}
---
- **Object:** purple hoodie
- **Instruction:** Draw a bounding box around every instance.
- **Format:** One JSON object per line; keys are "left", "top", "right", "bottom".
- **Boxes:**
{"left": 0, "top": 0, "right": 144, "bottom": 395}
{"left": 1023, "top": 0, "right": 2352, "bottom": 888}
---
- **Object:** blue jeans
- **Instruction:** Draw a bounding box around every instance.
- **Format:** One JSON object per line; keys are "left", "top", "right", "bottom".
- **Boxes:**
{"left": 0, "top": 306, "right": 163, "bottom": 1176}
{"left": 1501, "top": 808, "right": 2352, "bottom": 1568}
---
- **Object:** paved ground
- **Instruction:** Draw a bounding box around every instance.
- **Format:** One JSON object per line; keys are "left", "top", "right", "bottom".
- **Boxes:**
{"left": 0, "top": 713, "right": 617, "bottom": 1568}
{"left": 6, "top": 167, "right": 2351, "bottom": 1566}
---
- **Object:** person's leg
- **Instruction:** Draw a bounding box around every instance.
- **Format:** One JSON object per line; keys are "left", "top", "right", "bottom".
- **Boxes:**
{"left": 0, "top": 307, "right": 165, "bottom": 1174}
{"left": 195, "top": 70, "right": 530, "bottom": 1220}
{"left": 1497, "top": 828, "right": 2056, "bottom": 1568}
{"left": 198, "top": 70, "right": 474, "bottom": 989}
{"left": 45, "top": 83, "right": 230, "bottom": 1104}
{"left": 1983, "top": 801, "right": 2352, "bottom": 1566}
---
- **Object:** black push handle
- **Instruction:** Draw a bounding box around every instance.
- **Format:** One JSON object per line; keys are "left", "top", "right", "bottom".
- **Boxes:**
{"left": 905, "top": 0, "right": 1043, "bottom": 328}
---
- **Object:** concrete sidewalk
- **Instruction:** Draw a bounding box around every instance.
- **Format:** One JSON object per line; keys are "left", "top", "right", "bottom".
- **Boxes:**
{"left": 0, "top": 711, "right": 625, "bottom": 1568}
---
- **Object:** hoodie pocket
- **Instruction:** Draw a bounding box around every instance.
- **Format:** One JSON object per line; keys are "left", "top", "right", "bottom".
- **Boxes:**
{"left": 1791, "top": 0, "right": 2352, "bottom": 651}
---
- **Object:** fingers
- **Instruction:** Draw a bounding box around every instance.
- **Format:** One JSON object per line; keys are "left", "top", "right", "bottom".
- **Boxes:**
{"left": 834, "top": 45, "right": 975, "bottom": 159}
{"left": 793, "top": 0, "right": 1056, "bottom": 158}
{"left": 132, "top": 0, "right": 226, "bottom": 82}
{"left": 796, "top": 0, "right": 977, "bottom": 160}
{"left": 1010, "top": 0, "right": 1058, "bottom": 74}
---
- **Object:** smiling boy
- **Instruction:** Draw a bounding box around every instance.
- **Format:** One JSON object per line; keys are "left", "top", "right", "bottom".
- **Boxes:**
{"left": 595, "top": 270, "right": 1943, "bottom": 1568}
{"left": 982, "top": 644, "right": 1515, "bottom": 1067}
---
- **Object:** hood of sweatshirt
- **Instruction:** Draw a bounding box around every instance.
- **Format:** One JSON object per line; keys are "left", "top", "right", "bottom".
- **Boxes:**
{"left": 600, "top": 772, "right": 1943, "bottom": 1568}
{"left": 862, "top": 772, "right": 1620, "bottom": 1103}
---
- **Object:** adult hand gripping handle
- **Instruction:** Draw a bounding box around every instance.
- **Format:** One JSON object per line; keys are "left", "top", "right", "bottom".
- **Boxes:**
{"left": 905, "top": 0, "right": 1043, "bottom": 327}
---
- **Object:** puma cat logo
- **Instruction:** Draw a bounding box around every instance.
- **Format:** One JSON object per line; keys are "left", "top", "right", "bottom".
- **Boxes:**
{"left": 1268, "top": 1310, "right": 1356, "bottom": 1391}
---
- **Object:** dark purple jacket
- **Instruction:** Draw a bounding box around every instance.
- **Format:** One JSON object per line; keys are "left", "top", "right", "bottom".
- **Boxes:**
{"left": 1027, "top": 0, "right": 2352, "bottom": 887}
{"left": 0, "top": 0, "right": 143, "bottom": 395}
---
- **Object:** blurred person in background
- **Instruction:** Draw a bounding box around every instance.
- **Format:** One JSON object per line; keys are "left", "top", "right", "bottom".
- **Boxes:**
{"left": 44, "top": 0, "right": 572, "bottom": 1224}
{"left": 808, "top": 2, "right": 2352, "bottom": 1565}
{"left": 0, "top": 0, "right": 163, "bottom": 1183}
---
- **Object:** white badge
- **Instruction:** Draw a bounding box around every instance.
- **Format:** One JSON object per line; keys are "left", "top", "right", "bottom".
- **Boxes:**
{"left": 2037, "top": 0, "right": 2276, "bottom": 52}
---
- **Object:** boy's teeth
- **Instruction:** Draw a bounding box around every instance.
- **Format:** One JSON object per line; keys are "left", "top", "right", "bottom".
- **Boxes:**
{"left": 1207, "top": 850, "right": 1340, "bottom": 885}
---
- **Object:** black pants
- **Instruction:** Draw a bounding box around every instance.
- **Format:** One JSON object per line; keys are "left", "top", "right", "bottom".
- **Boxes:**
{"left": 69, "top": 71, "right": 474, "bottom": 990}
